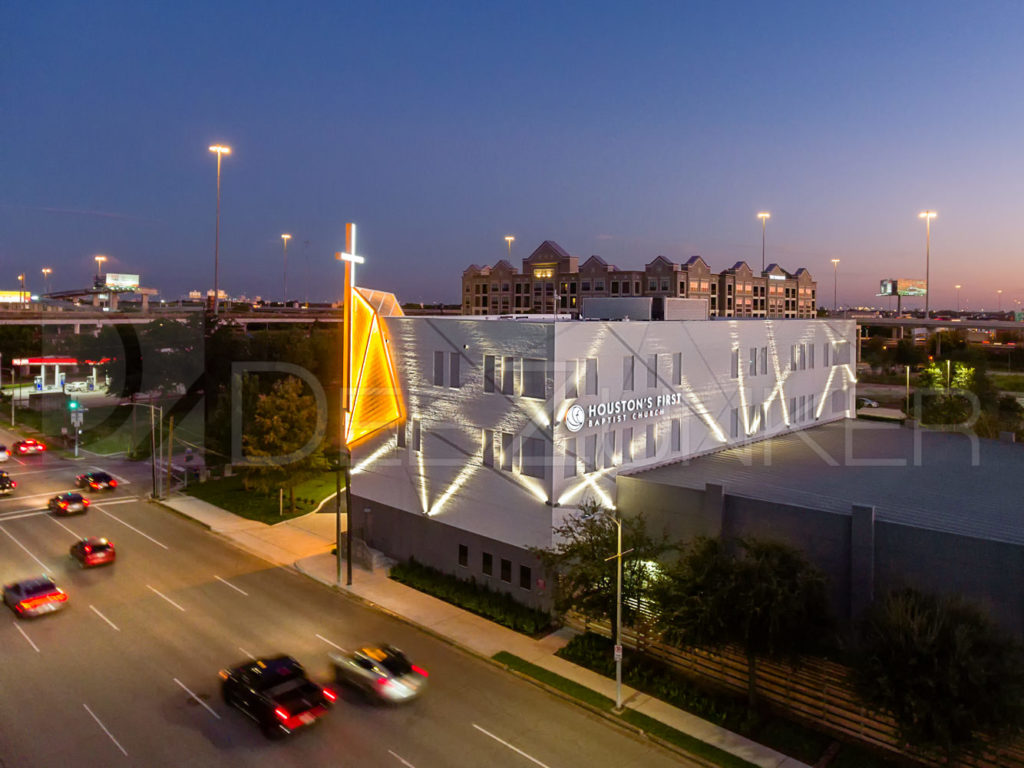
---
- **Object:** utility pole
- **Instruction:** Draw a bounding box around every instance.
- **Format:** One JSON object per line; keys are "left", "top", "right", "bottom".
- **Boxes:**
{"left": 149, "top": 406, "right": 158, "bottom": 499}
{"left": 166, "top": 416, "right": 175, "bottom": 496}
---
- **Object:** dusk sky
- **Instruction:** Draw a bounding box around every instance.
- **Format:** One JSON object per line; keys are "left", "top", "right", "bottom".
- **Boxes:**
{"left": 3, "top": 1, "right": 1023, "bottom": 310}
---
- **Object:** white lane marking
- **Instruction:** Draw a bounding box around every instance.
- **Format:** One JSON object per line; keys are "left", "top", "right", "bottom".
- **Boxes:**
{"left": 239, "top": 646, "right": 255, "bottom": 659}
{"left": 0, "top": 525, "right": 49, "bottom": 570}
{"left": 174, "top": 677, "right": 221, "bottom": 719}
{"left": 48, "top": 516, "right": 82, "bottom": 538}
{"left": 0, "top": 467, "right": 69, "bottom": 478}
{"left": 90, "top": 604, "right": 120, "bottom": 631}
{"left": 389, "top": 750, "right": 417, "bottom": 768}
{"left": 100, "top": 508, "right": 168, "bottom": 549}
{"left": 83, "top": 703, "right": 128, "bottom": 756}
{"left": 0, "top": 510, "right": 48, "bottom": 522}
{"left": 472, "top": 724, "right": 552, "bottom": 768}
{"left": 92, "top": 496, "right": 139, "bottom": 505}
{"left": 146, "top": 584, "right": 185, "bottom": 612}
{"left": 14, "top": 622, "right": 40, "bottom": 653}
{"left": 214, "top": 575, "right": 248, "bottom": 596}
{"left": 315, "top": 633, "right": 349, "bottom": 653}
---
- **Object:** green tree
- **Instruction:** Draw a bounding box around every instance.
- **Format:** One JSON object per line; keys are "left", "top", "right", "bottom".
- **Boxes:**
{"left": 654, "top": 536, "right": 834, "bottom": 709}
{"left": 532, "top": 500, "right": 666, "bottom": 641}
{"left": 855, "top": 588, "right": 1024, "bottom": 761}
{"left": 242, "top": 375, "right": 329, "bottom": 512}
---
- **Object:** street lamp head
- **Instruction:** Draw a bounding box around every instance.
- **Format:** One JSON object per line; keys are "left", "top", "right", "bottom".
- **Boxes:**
{"left": 41, "top": 267, "right": 52, "bottom": 276}
{"left": 757, "top": 212, "right": 771, "bottom": 221}
{"left": 955, "top": 284, "right": 961, "bottom": 290}
{"left": 17, "top": 274, "right": 24, "bottom": 281}
{"left": 281, "top": 233, "right": 292, "bottom": 241}
{"left": 94, "top": 255, "right": 107, "bottom": 264}
{"left": 919, "top": 210, "right": 937, "bottom": 220}
{"left": 209, "top": 144, "right": 232, "bottom": 156}
{"left": 505, "top": 235, "right": 515, "bottom": 244}
{"left": 831, "top": 259, "right": 840, "bottom": 266}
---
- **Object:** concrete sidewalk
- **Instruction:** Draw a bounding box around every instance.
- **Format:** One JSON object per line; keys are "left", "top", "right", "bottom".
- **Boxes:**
{"left": 162, "top": 495, "right": 809, "bottom": 768}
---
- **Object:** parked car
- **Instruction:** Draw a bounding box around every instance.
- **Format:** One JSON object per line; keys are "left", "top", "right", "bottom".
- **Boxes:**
{"left": 856, "top": 397, "right": 880, "bottom": 409}
{"left": 75, "top": 471, "right": 118, "bottom": 491}
{"left": 64, "top": 380, "right": 88, "bottom": 392}
{"left": 220, "top": 656, "right": 336, "bottom": 739}
{"left": 0, "top": 472, "right": 17, "bottom": 495}
{"left": 49, "top": 492, "right": 89, "bottom": 515}
{"left": 329, "top": 644, "right": 428, "bottom": 703}
{"left": 0, "top": 444, "right": 9, "bottom": 462}
{"left": 12, "top": 439, "right": 46, "bottom": 455}
{"left": 70, "top": 537, "right": 116, "bottom": 567}
{"left": 3, "top": 576, "right": 68, "bottom": 617}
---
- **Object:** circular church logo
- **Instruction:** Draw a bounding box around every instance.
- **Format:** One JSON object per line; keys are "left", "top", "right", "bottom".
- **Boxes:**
{"left": 565, "top": 404, "right": 586, "bottom": 432}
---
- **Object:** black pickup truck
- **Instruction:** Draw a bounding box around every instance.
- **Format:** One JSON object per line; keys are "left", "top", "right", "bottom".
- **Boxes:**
{"left": 220, "top": 655, "right": 336, "bottom": 738}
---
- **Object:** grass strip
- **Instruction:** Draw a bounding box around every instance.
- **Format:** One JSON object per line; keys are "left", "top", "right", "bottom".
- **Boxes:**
{"left": 493, "top": 652, "right": 758, "bottom": 768}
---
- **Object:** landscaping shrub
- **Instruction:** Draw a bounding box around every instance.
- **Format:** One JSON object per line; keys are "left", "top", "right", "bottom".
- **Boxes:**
{"left": 389, "top": 559, "right": 551, "bottom": 635}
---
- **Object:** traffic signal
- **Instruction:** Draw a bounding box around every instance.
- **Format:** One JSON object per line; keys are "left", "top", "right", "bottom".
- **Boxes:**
{"left": 68, "top": 400, "right": 79, "bottom": 411}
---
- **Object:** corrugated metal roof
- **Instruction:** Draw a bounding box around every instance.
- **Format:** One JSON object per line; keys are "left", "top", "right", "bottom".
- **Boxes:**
{"left": 632, "top": 421, "right": 1024, "bottom": 545}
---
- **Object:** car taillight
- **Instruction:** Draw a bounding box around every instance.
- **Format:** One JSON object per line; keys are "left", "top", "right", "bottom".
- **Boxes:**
{"left": 218, "top": 669, "right": 229, "bottom": 680}
{"left": 412, "top": 665, "right": 429, "bottom": 678}
{"left": 109, "top": 480, "right": 117, "bottom": 487}
{"left": 82, "top": 499, "right": 90, "bottom": 506}
{"left": 322, "top": 687, "right": 337, "bottom": 702}
{"left": 59, "top": 501, "right": 68, "bottom": 509}
{"left": 38, "top": 445, "right": 46, "bottom": 451}
{"left": 84, "top": 545, "right": 92, "bottom": 554}
{"left": 20, "top": 592, "right": 67, "bottom": 610}
{"left": 10, "top": 481, "right": 15, "bottom": 488}
{"left": 274, "top": 706, "right": 289, "bottom": 722}
{"left": 376, "top": 677, "right": 390, "bottom": 688}
{"left": 90, "top": 482, "right": 99, "bottom": 489}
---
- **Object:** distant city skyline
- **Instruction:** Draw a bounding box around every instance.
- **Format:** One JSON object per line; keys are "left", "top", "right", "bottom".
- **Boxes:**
{"left": 3, "top": 1, "right": 1024, "bottom": 310}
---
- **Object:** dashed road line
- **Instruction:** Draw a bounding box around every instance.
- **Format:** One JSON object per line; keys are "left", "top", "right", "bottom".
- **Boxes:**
{"left": 214, "top": 575, "right": 248, "bottom": 596}
{"left": 238, "top": 646, "right": 255, "bottom": 659}
{"left": 48, "top": 516, "right": 82, "bottom": 538}
{"left": 100, "top": 507, "right": 168, "bottom": 549}
{"left": 83, "top": 703, "right": 128, "bottom": 757}
{"left": 472, "top": 724, "right": 552, "bottom": 768}
{"left": 146, "top": 584, "right": 185, "bottom": 612}
{"left": 90, "top": 604, "right": 120, "bottom": 631}
{"left": 389, "top": 750, "right": 417, "bottom": 767}
{"left": 0, "top": 525, "right": 49, "bottom": 570}
{"left": 174, "top": 678, "right": 221, "bottom": 719}
{"left": 315, "top": 633, "right": 348, "bottom": 653}
{"left": 14, "top": 622, "right": 40, "bottom": 653}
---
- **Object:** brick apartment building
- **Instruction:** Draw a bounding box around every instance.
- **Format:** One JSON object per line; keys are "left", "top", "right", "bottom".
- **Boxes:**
{"left": 462, "top": 240, "right": 817, "bottom": 319}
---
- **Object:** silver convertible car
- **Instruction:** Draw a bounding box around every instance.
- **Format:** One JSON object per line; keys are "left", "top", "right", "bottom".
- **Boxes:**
{"left": 329, "top": 645, "right": 428, "bottom": 703}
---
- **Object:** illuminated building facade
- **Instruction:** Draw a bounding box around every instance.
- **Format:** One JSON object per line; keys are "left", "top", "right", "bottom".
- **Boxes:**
{"left": 350, "top": 315, "right": 856, "bottom": 604}
{"left": 462, "top": 240, "right": 818, "bottom": 319}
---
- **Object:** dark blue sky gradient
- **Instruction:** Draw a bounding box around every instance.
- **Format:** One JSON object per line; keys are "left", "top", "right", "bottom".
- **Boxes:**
{"left": 3, "top": 1, "right": 1023, "bottom": 308}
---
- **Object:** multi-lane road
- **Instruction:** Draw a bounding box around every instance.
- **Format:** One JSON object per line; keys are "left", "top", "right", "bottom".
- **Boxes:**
{"left": 0, "top": 438, "right": 694, "bottom": 768}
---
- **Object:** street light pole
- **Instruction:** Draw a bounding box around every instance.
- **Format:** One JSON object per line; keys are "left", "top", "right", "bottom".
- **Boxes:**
{"left": 41, "top": 267, "right": 52, "bottom": 297}
{"left": 209, "top": 144, "right": 232, "bottom": 315}
{"left": 281, "top": 233, "right": 292, "bottom": 305}
{"left": 94, "top": 255, "right": 107, "bottom": 287}
{"left": 997, "top": 289, "right": 1003, "bottom": 312}
{"left": 955, "top": 284, "right": 961, "bottom": 313}
{"left": 830, "top": 259, "right": 840, "bottom": 313}
{"left": 17, "top": 274, "right": 26, "bottom": 308}
{"left": 919, "top": 211, "right": 936, "bottom": 319}
{"left": 757, "top": 212, "right": 771, "bottom": 272}
{"left": 505, "top": 235, "right": 515, "bottom": 259}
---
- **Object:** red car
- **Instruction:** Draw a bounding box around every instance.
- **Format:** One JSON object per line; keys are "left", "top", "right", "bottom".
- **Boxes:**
{"left": 4, "top": 576, "right": 68, "bottom": 617}
{"left": 13, "top": 439, "right": 46, "bottom": 455}
{"left": 70, "top": 537, "right": 116, "bottom": 567}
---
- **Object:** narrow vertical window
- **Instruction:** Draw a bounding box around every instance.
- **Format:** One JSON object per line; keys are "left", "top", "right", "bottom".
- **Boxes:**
{"left": 482, "top": 552, "right": 493, "bottom": 576}
{"left": 397, "top": 422, "right": 406, "bottom": 448}
{"left": 565, "top": 359, "right": 578, "bottom": 399}
{"left": 449, "top": 352, "right": 461, "bottom": 388}
{"left": 760, "top": 346, "right": 767, "bottom": 376}
{"left": 433, "top": 351, "right": 445, "bottom": 386}
{"left": 731, "top": 348, "right": 740, "bottom": 379}
{"left": 789, "top": 396, "right": 797, "bottom": 420}
{"left": 519, "top": 565, "right": 531, "bottom": 590}
{"left": 584, "top": 434, "right": 597, "bottom": 473}
{"left": 730, "top": 408, "right": 739, "bottom": 438}
{"left": 500, "top": 559, "right": 512, "bottom": 583}
{"left": 500, "top": 432, "right": 513, "bottom": 471}
{"left": 808, "top": 343, "right": 815, "bottom": 369}
{"left": 603, "top": 431, "right": 616, "bottom": 469}
{"left": 647, "top": 354, "right": 658, "bottom": 388}
{"left": 585, "top": 358, "right": 598, "bottom": 395}
{"left": 502, "top": 356, "right": 515, "bottom": 395}
{"left": 749, "top": 347, "right": 757, "bottom": 376}
{"left": 482, "top": 429, "right": 494, "bottom": 467}
{"left": 458, "top": 544, "right": 468, "bottom": 567}
{"left": 623, "top": 355, "right": 634, "bottom": 391}
{"left": 564, "top": 438, "right": 578, "bottom": 478}
{"left": 645, "top": 423, "right": 656, "bottom": 458}
{"left": 622, "top": 427, "right": 633, "bottom": 463}
{"left": 824, "top": 343, "right": 830, "bottom": 367}
{"left": 673, "top": 352, "right": 683, "bottom": 385}
{"left": 412, "top": 419, "right": 421, "bottom": 451}
{"left": 484, "top": 355, "right": 496, "bottom": 392}
{"left": 671, "top": 418, "right": 681, "bottom": 452}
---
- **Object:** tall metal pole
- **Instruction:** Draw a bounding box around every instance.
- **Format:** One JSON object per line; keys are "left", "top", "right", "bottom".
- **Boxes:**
{"left": 761, "top": 217, "right": 766, "bottom": 273}
{"left": 925, "top": 215, "right": 931, "bottom": 319}
{"left": 615, "top": 512, "right": 623, "bottom": 711}
{"left": 214, "top": 152, "right": 222, "bottom": 315}
{"left": 281, "top": 234, "right": 291, "bottom": 305}
{"left": 344, "top": 452, "right": 353, "bottom": 586}
{"left": 831, "top": 259, "right": 840, "bottom": 313}
{"left": 149, "top": 406, "right": 157, "bottom": 499}
{"left": 335, "top": 454, "right": 343, "bottom": 585}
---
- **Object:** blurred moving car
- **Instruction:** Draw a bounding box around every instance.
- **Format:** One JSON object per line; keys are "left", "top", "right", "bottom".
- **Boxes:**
{"left": 3, "top": 576, "right": 68, "bottom": 617}
{"left": 0, "top": 444, "right": 9, "bottom": 462}
{"left": 75, "top": 471, "right": 118, "bottom": 491}
{"left": 12, "top": 439, "right": 46, "bottom": 455}
{"left": 220, "top": 656, "right": 336, "bottom": 739}
{"left": 64, "top": 380, "right": 89, "bottom": 392}
{"left": 329, "top": 644, "right": 428, "bottom": 703}
{"left": 856, "top": 397, "right": 880, "bottom": 409}
{"left": 70, "top": 537, "right": 116, "bottom": 567}
{"left": 49, "top": 492, "right": 89, "bottom": 515}
{"left": 0, "top": 471, "right": 16, "bottom": 495}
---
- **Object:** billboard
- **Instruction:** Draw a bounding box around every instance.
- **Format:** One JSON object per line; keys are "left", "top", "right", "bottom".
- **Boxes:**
{"left": 879, "top": 279, "right": 927, "bottom": 297}
{"left": 105, "top": 273, "right": 140, "bottom": 291}
{"left": 0, "top": 290, "right": 26, "bottom": 303}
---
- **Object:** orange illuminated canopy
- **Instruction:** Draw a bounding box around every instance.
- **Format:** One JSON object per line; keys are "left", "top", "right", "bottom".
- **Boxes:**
{"left": 346, "top": 287, "right": 404, "bottom": 446}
